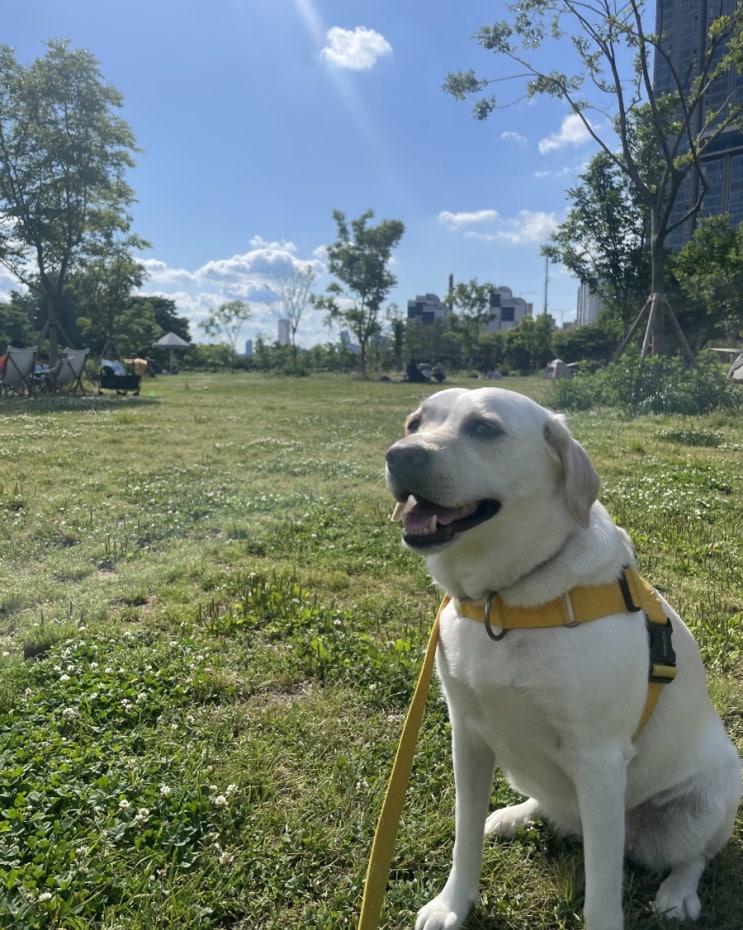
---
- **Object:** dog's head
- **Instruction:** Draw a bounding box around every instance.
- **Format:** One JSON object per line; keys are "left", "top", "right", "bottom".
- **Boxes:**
{"left": 386, "top": 387, "right": 600, "bottom": 596}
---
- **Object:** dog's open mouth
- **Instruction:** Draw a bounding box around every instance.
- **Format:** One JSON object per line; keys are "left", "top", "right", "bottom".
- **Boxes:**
{"left": 391, "top": 495, "right": 501, "bottom": 549}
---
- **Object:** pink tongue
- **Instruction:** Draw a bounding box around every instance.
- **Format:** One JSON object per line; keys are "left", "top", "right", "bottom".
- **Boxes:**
{"left": 403, "top": 499, "right": 476, "bottom": 533}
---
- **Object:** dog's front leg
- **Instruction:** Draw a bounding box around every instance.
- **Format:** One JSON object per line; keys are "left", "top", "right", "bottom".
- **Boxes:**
{"left": 574, "top": 748, "right": 628, "bottom": 930}
{"left": 416, "top": 722, "right": 495, "bottom": 930}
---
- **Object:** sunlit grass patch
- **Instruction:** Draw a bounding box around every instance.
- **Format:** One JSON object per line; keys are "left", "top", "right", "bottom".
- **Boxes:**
{"left": 0, "top": 373, "right": 740, "bottom": 928}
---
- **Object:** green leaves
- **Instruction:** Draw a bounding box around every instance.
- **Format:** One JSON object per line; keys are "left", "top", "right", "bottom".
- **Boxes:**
{"left": 320, "top": 209, "right": 405, "bottom": 377}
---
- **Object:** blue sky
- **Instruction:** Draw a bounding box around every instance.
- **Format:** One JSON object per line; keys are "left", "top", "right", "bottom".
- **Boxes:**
{"left": 5, "top": 0, "right": 609, "bottom": 348}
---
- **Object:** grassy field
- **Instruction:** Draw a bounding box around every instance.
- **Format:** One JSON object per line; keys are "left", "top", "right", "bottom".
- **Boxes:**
{"left": 0, "top": 372, "right": 740, "bottom": 930}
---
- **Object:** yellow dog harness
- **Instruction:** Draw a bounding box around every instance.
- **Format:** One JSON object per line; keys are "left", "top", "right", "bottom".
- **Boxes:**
{"left": 357, "top": 567, "right": 676, "bottom": 930}
{"left": 455, "top": 566, "right": 677, "bottom": 738}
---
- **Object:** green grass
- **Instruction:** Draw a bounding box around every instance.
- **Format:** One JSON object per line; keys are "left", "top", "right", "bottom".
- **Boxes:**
{"left": 0, "top": 372, "right": 740, "bottom": 929}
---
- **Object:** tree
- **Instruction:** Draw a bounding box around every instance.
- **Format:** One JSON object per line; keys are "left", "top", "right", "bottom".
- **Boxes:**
{"left": 314, "top": 209, "right": 404, "bottom": 377}
{"left": 444, "top": 0, "right": 743, "bottom": 357}
{"left": 543, "top": 149, "right": 651, "bottom": 334}
{"left": 200, "top": 300, "right": 252, "bottom": 358}
{"left": 264, "top": 263, "right": 315, "bottom": 368}
{"left": 72, "top": 231, "right": 149, "bottom": 356}
{"left": 505, "top": 314, "right": 555, "bottom": 371}
{"left": 445, "top": 278, "right": 496, "bottom": 369}
{"left": 0, "top": 40, "right": 140, "bottom": 361}
{"left": 386, "top": 304, "right": 407, "bottom": 372}
{"left": 673, "top": 214, "right": 743, "bottom": 344}
{"left": 134, "top": 296, "right": 191, "bottom": 343}
{"left": 0, "top": 292, "right": 33, "bottom": 348}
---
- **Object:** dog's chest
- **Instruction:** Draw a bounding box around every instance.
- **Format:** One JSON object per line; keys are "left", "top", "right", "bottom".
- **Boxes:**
{"left": 436, "top": 615, "right": 567, "bottom": 743}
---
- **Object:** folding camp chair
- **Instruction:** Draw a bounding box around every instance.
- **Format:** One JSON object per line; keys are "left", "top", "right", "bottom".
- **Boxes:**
{"left": 51, "top": 348, "right": 89, "bottom": 395}
{"left": 0, "top": 345, "right": 37, "bottom": 396}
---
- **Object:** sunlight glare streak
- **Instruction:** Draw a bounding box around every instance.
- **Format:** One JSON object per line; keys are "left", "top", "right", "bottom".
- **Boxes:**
{"left": 291, "top": 0, "right": 397, "bottom": 180}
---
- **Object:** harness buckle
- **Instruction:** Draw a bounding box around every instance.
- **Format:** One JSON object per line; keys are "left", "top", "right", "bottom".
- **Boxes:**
{"left": 647, "top": 617, "right": 677, "bottom": 683}
{"left": 483, "top": 592, "right": 508, "bottom": 641}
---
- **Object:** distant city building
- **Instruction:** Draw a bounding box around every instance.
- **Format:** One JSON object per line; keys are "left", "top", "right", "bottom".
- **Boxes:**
{"left": 576, "top": 282, "right": 602, "bottom": 326}
{"left": 407, "top": 293, "right": 451, "bottom": 325}
{"left": 244, "top": 338, "right": 253, "bottom": 356}
{"left": 655, "top": 0, "right": 743, "bottom": 248}
{"left": 340, "top": 329, "right": 359, "bottom": 352}
{"left": 483, "top": 286, "right": 532, "bottom": 332}
{"left": 278, "top": 318, "right": 290, "bottom": 345}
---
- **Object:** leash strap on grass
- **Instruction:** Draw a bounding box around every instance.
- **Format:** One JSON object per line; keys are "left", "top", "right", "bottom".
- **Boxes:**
{"left": 357, "top": 598, "right": 447, "bottom": 930}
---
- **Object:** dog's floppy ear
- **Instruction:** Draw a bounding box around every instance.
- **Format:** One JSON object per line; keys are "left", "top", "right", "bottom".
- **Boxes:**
{"left": 543, "top": 416, "right": 600, "bottom": 528}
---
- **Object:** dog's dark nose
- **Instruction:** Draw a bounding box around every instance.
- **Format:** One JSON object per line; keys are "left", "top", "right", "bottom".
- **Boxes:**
{"left": 386, "top": 440, "right": 430, "bottom": 484}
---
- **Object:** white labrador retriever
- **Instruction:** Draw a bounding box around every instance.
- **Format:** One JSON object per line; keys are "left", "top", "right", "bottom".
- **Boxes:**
{"left": 385, "top": 387, "right": 740, "bottom": 930}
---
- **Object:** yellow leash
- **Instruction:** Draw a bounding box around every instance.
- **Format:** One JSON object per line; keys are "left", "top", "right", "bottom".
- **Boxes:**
{"left": 356, "top": 602, "right": 442, "bottom": 930}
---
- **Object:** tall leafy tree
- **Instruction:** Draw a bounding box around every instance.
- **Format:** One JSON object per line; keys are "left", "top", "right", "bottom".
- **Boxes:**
{"left": 445, "top": 278, "right": 496, "bottom": 369}
{"left": 673, "top": 214, "right": 743, "bottom": 344}
{"left": 444, "top": 0, "right": 743, "bottom": 356}
{"left": 543, "top": 149, "right": 651, "bottom": 334}
{"left": 200, "top": 300, "right": 252, "bottom": 359}
{"left": 0, "top": 39, "right": 140, "bottom": 360}
{"left": 315, "top": 209, "right": 404, "bottom": 377}
{"left": 72, "top": 230, "right": 149, "bottom": 356}
{"left": 132, "top": 296, "right": 191, "bottom": 344}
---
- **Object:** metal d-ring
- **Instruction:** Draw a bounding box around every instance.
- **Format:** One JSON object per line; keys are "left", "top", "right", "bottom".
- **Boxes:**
{"left": 483, "top": 591, "right": 508, "bottom": 641}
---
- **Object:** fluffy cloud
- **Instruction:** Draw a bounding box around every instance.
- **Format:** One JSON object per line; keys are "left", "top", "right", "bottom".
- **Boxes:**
{"left": 136, "top": 238, "right": 328, "bottom": 346}
{"left": 320, "top": 26, "right": 392, "bottom": 71}
{"left": 438, "top": 209, "right": 499, "bottom": 229}
{"left": 538, "top": 113, "right": 592, "bottom": 154}
{"left": 441, "top": 209, "right": 557, "bottom": 245}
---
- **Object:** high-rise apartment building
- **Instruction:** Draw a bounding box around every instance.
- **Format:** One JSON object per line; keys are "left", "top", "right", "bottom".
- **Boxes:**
{"left": 655, "top": 0, "right": 743, "bottom": 248}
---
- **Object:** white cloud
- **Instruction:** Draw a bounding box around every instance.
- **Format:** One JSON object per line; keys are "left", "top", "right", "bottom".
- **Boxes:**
{"left": 538, "top": 113, "right": 592, "bottom": 154}
{"left": 438, "top": 209, "right": 499, "bottom": 229}
{"left": 501, "top": 130, "right": 526, "bottom": 144}
{"left": 442, "top": 209, "right": 557, "bottom": 245}
{"left": 136, "top": 238, "right": 328, "bottom": 346}
{"left": 320, "top": 26, "right": 392, "bottom": 71}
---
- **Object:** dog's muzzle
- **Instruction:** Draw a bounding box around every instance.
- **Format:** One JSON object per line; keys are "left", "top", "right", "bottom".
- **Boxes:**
{"left": 386, "top": 440, "right": 501, "bottom": 549}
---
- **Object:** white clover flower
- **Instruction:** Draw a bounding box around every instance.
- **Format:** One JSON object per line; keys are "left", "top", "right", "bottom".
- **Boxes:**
{"left": 159, "top": 784, "right": 172, "bottom": 797}
{"left": 37, "top": 891, "right": 53, "bottom": 903}
{"left": 118, "top": 799, "right": 131, "bottom": 811}
{"left": 212, "top": 795, "right": 228, "bottom": 809}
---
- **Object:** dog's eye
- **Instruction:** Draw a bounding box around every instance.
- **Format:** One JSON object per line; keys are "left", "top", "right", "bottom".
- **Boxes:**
{"left": 406, "top": 416, "right": 421, "bottom": 434}
{"left": 468, "top": 419, "right": 504, "bottom": 439}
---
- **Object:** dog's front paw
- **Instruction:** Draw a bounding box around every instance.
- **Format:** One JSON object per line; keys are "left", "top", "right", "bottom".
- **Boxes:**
{"left": 483, "top": 797, "right": 540, "bottom": 838}
{"left": 415, "top": 892, "right": 473, "bottom": 930}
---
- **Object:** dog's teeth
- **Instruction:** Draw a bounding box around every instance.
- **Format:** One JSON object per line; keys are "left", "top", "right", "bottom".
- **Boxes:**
{"left": 429, "top": 515, "right": 438, "bottom": 533}
{"left": 390, "top": 501, "right": 406, "bottom": 522}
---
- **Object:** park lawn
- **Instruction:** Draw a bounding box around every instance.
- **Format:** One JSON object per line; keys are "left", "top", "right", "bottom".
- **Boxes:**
{"left": 0, "top": 372, "right": 740, "bottom": 929}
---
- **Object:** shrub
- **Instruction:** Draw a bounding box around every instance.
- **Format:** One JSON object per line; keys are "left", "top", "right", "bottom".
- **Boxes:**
{"left": 548, "top": 349, "right": 741, "bottom": 416}
{"left": 546, "top": 374, "right": 599, "bottom": 411}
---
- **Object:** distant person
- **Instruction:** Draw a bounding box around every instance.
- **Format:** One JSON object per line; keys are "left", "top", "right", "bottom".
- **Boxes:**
{"left": 406, "top": 359, "right": 429, "bottom": 383}
{"left": 432, "top": 362, "right": 446, "bottom": 382}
